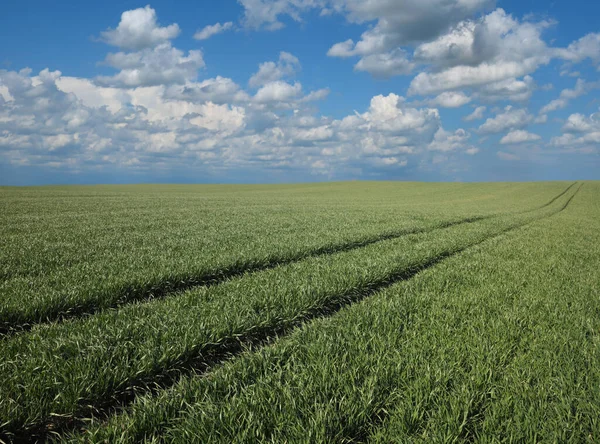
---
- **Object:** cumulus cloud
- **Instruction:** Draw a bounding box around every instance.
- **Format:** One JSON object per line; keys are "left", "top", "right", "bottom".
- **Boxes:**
{"left": 478, "top": 106, "right": 534, "bottom": 134}
{"left": 327, "top": 39, "right": 355, "bottom": 57}
{"left": 1, "top": 68, "right": 135, "bottom": 168}
{"left": 299, "top": 88, "right": 330, "bottom": 102}
{"left": 326, "top": 0, "right": 492, "bottom": 54}
{"left": 100, "top": 6, "right": 180, "bottom": 50}
{"left": 16, "top": 3, "right": 594, "bottom": 182}
{"left": 96, "top": 43, "right": 205, "bottom": 88}
{"left": 55, "top": 77, "right": 129, "bottom": 112}
{"left": 540, "top": 79, "right": 600, "bottom": 114}
{"left": 240, "top": 0, "right": 493, "bottom": 43}
{"left": 353, "top": 50, "right": 414, "bottom": 77}
{"left": 556, "top": 33, "right": 600, "bottom": 65}
{"left": 194, "top": 22, "right": 233, "bottom": 40}
{"left": 411, "top": 62, "right": 531, "bottom": 96}
{"left": 238, "top": 0, "right": 327, "bottom": 30}
{"left": 562, "top": 112, "right": 600, "bottom": 133}
{"left": 0, "top": 85, "right": 14, "bottom": 102}
{"left": 163, "top": 77, "right": 250, "bottom": 104}
{"left": 0, "top": 63, "right": 346, "bottom": 178}
{"left": 463, "top": 106, "right": 486, "bottom": 121}
{"left": 249, "top": 52, "right": 300, "bottom": 87}
{"left": 253, "top": 81, "right": 302, "bottom": 102}
{"left": 476, "top": 76, "right": 536, "bottom": 102}
{"left": 409, "top": 10, "right": 553, "bottom": 96}
{"left": 428, "top": 128, "right": 474, "bottom": 152}
{"left": 257, "top": 0, "right": 488, "bottom": 77}
{"left": 237, "top": 0, "right": 600, "bottom": 112}
{"left": 500, "top": 129, "right": 541, "bottom": 144}
{"left": 550, "top": 121, "right": 600, "bottom": 153}
{"left": 357, "top": 93, "right": 439, "bottom": 135}
{"left": 429, "top": 91, "right": 471, "bottom": 108}
{"left": 548, "top": 109, "right": 600, "bottom": 153}
{"left": 410, "top": 25, "right": 599, "bottom": 100}
{"left": 340, "top": 0, "right": 491, "bottom": 77}
{"left": 3, "top": 74, "right": 429, "bottom": 170}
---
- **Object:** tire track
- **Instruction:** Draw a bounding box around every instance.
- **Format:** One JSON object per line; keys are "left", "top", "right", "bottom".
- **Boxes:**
{"left": 334, "top": 183, "right": 583, "bottom": 444}
{"left": 533, "top": 181, "right": 577, "bottom": 210}
{"left": 7, "top": 184, "right": 582, "bottom": 444}
{"left": 0, "top": 183, "right": 577, "bottom": 337}
{"left": 0, "top": 216, "right": 490, "bottom": 338}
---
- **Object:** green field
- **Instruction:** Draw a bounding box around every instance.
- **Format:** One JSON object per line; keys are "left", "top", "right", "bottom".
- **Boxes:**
{"left": 0, "top": 181, "right": 598, "bottom": 443}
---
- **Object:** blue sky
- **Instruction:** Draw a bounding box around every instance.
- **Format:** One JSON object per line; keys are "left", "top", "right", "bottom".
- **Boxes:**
{"left": 1, "top": 0, "right": 599, "bottom": 185}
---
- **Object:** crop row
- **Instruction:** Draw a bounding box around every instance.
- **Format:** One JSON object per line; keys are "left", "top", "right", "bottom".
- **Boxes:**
{"left": 0, "top": 182, "right": 570, "bottom": 333}
{"left": 66, "top": 182, "right": 599, "bottom": 443}
{"left": 0, "top": 212, "right": 479, "bottom": 335}
{"left": 0, "top": 184, "right": 579, "bottom": 441}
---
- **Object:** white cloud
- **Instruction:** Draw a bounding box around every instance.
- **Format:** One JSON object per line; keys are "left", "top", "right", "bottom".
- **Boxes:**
{"left": 562, "top": 112, "right": 600, "bottom": 133}
{"left": 6, "top": 2, "right": 544, "bottom": 181}
{"left": 96, "top": 43, "right": 205, "bottom": 88}
{"left": 358, "top": 93, "right": 440, "bottom": 135}
{"left": 0, "top": 85, "right": 14, "bottom": 102}
{"left": 194, "top": 22, "right": 233, "bottom": 40}
{"left": 290, "top": 125, "right": 334, "bottom": 141}
{"left": 237, "top": 0, "right": 600, "bottom": 115}
{"left": 328, "top": 0, "right": 492, "bottom": 52}
{"left": 409, "top": 10, "right": 552, "bottom": 95}
{"left": 500, "top": 129, "right": 541, "bottom": 144}
{"left": 322, "top": 0, "right": 493, "bottom": 77}
{"left": 478, "top": 106, "right": 534, "bottom": 134}
{"left": 549, "top": 110, "right": 600, "bottom": 153}
{"left": 240, "top": 0, "right": 492, "bottom": 40}
{"left": 0, "top": 67, "right": 252, "bottom": 172}
{"left": 476, "top": 76, "right": 535, "bottom": 102}
{"left": 188, "top": 102, "right": 246, "bottom": 134}
{"left": 163, "top": 77, "right": 250, "bottom": 104}
{"left": 428, "top": 128, "right": 473, "bottom": 152}
{"left": 327, "top": 39, "right": 355, "bottom": 57}
{"left": 100, "top": 6, "right": 180, "bottom": 50}
{"left": 413, "top": 20, "right": 477, "bottom": 68}
{"left": 463, "top": 106, "right": 486, "bottom": 121}
{"left": 410, "top": 62, "right": 536, "bottom": 96}
{"left": 56, "top": 77, "right": 128, "bottom": 112}
{"left": 254, "top": 81, "right": 302, "bottom": 102}
{"left": 239, "top": 0, "right": 327, "bottom": 30}
{"left": 556, "top": 33, "right": 600, "bottom": 65}
{"left": 429, "top": 91, "right": 471, "bottom": 108}
{"left": 353, "top": 50, "right": 414, "bottom": 77}
{"left": 249, "top": 52, "right": 300, "bottom": 87}
{"left": 299, "top": 88, "right": 330, "bottom": 102}
{"left": 540, "top": 79, "right": 600, "bottom": 114}
{"left": 238, "top": 0, "right": 493, "bottom": 78}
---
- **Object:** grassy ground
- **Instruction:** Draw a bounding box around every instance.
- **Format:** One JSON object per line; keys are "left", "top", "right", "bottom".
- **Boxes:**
{"left": 0, "top": 182, "right": 567, "bottom": 332}
{"left": 0, "top": 181, "right": 597, "bottom": 442}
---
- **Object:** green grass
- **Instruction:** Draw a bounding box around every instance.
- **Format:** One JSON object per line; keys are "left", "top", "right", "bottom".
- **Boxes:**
{"left": 0, "top": 182, "right": 567, "bottom": 333}
{"left": 0, "top": 181, "right": 597, "bottom": 443}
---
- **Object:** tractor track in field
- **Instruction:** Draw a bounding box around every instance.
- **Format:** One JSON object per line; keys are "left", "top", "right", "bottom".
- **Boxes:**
{"left": 4, "top": 183, "right": 582, "bottom": 444}
{"left": 0, "top": 215, "right": 491, "bottom": 338}
{"left": 533, "top": 181, "right": 577, "bottom": 210}
{"left": 0, "top": 182, "right": 578, "bottom": 338}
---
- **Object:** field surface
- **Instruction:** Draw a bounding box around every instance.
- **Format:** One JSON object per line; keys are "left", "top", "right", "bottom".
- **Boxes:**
{"left": 0, "top": 181, "right": 598, "bottom": 443}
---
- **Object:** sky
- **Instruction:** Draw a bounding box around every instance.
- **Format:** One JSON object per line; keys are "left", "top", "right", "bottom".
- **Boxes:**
{"left": 0, "top": 0, "right": 599, "bottom": 185}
